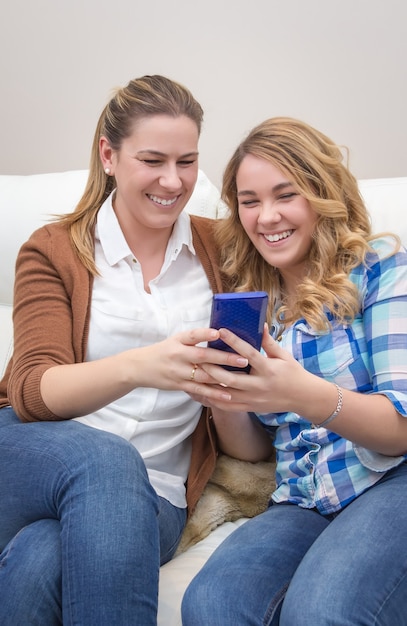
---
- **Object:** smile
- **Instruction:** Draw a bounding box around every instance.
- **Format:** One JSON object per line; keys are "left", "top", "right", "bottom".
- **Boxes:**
{"left": 264, "top": 230, "right": 293, "bottom": 243}
{"left": 148, "top": 194, "right": 178, "bottom": 207}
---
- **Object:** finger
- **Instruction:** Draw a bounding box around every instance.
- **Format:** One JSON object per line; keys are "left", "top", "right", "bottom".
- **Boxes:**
{"left": 179, "top": 327, "right": 220, "bottom": 346}
{"left": 202, "top": 395, "right": 251, "bottom": 413}
{"left": 199, "top": 363, "right": 254, "bottom": 391}
{"left": 190, "top": 366, "right": 221, "bottom": 386}
{"left": 212, "top": 328, "right": 263, "bottom": 369}
{"left": 187, "top": 392, "right": 212, "bottom": 407}
{"left": 261, "top": 327, "right": 282, "bottom": 358}
{"left": 184, "top": 366, "right": 234, "bottom": 401}
{"left": 217, "top": 325, "right": 281, "bottom": 365}
{"left": 189, "top": 382, "right": 232, "bottom": 402}
{"left": 187, "top": 363, "right": 224, "bottom": 386}
{"left": 193, "top": 344, "right": 249, "bottom": 371}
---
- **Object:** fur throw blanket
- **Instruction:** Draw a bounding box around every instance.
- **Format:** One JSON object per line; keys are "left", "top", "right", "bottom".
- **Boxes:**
{"left": 176, "top": 453, "right": 276, "bottom": 555}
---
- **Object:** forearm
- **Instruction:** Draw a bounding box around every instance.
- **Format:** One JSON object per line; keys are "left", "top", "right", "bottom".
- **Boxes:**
{"left": 39, "top": 329, "right": 248, "bottom": 419}
{"left": 40, "top": 351, "right": 139, "bottom": 418}
{"left": 212, "top": 408, "right": 274, "bottom": 462}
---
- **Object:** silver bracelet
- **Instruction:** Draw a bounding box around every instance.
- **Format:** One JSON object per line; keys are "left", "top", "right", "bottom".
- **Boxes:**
{"left": 315, "top": 384, "right": 343, "bottom": 429}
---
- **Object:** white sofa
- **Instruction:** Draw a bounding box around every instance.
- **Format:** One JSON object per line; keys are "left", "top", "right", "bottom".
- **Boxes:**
{"left": 1, "top": 170, "right": 406, "bottom": 625}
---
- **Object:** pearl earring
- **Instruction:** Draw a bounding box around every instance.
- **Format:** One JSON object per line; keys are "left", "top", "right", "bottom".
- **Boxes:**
{"left": 104, "top": 167, "right": 111, "bottom": 175}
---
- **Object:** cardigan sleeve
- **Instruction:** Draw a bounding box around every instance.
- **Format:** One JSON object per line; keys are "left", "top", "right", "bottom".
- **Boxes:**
{"left": 4, "top": 223, "right": 91, "bottom": 421}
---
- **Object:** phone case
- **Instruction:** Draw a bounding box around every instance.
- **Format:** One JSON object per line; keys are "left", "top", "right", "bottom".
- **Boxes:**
{"left": 208, "top": 291, "right": 268, "bottom": 372}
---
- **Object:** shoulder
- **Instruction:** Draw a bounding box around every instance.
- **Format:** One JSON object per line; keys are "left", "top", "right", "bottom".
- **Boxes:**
{"left": 190, "top": 216, "right": 224, "bottom": 292}
{"left": 368, "top": 234, "right": 404, "bottom": 259}
{"left": 364, "top": 235, "right": 407, "bottom": 277}
{"left": 353, "top": 236, "right": 407, "bottom": 307}
{"left": 190, "top": 214, "right": 218, "bottom": 237}
{"left": 190, "top": 215, "right": 220, "bottom": 258}
{"left": 17, "top": 221, "right": 87, "bottom": 279}
{"left": 23, "top": 220, "right": 71, "bottom": 250}
{"left": 350, "top": 236, "right": 406, "bottom": 279}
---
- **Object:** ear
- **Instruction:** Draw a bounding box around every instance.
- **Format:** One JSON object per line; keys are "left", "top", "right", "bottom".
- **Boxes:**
{"left": 99, "top": 136, "right": 115, "bottom": 175}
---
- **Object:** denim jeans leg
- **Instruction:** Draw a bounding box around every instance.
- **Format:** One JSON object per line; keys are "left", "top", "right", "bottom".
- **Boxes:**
{"left": 181, "top": 502, "right": 330, "bottom": 625}
{"left": 280, "top": 461, "right": 407, "bottom": 626}
{"left": 158, "top": 496, "right": 187, "bottom": 566}
{"left": 0, "top": 406, "right": 161, "bottom": 625}
{"left": 0, "top": 519, "right": 62, "bottom": 625}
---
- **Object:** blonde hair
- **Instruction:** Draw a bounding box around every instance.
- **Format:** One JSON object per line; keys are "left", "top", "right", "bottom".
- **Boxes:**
{"left": 217, "top": 117, "right": 397, "bottom": 331}
{"left": 58, "top": 75, "right": 204, "bottom": 274}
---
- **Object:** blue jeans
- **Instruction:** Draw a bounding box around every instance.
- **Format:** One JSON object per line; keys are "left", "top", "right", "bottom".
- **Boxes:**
{"left": 182, "top": 460, "right": 407, "bottom": 625}
{"left": 0, "top": 406, "right": 186, "bottom": 625}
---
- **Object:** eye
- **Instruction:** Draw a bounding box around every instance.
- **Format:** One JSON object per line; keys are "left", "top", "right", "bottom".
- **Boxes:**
{"left": 141, "top": 159, "right": 162, "bottom": 166}
{"left": 239, "top": 199, "right": 259, "bottom": 207}
{"left": 278, "top": 192, "right": 297, "bottom": 201}
{"left": 177, "top": 159, "right": 196, "bottom": 167}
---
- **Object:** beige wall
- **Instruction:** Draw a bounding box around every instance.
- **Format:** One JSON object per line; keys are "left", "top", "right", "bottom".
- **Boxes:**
{"left": 2, "top": 0, "right": 406, "bottom": 188}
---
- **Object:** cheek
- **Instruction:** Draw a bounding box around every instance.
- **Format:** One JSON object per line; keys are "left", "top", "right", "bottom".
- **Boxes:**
{"left": 187, "top": 167, "right": 199, "bottom": 188}
{"left": 181, "top": 161, "right": 198, "bottom": 183}
{"left": 238, "top": 209, "right": 257, "bottom": 236}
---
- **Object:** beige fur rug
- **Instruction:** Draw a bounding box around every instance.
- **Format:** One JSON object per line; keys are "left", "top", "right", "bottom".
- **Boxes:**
{"left": 176, "top": 453, "right": 276, "bottom": 555}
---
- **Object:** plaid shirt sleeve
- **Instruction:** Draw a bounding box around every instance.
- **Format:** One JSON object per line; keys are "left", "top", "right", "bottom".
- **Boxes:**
{"left": 357, "top": 236, "right": 407, "bottom": 416}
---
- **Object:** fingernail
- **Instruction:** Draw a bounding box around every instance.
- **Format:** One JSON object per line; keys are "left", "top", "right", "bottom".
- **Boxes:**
{"left": 236, "top": 358, "right": 249, "bottom": 366}
{"left": 221, "top": 392, "right": 232, "bottom": 400}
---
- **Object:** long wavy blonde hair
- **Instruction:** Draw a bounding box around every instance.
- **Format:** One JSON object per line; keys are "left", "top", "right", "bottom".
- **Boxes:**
{"left": 216, "top": 117, "right": 397, "bottom": 331}
{"left": 58, "top": 75, "right": 204, "bottom": 274}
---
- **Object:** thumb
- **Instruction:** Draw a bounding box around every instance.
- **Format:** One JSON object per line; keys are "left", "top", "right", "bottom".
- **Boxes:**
{"left": 262, "top": 323, "right": 282, "bottom": 358}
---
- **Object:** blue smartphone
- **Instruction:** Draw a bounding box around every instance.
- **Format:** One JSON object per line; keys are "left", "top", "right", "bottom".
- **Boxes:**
{"left": 208, "top": 291, "right": 268, "bottom": 372}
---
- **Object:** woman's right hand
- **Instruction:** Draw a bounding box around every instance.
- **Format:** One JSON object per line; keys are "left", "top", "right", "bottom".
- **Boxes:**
{"left": 40, "top": 328, "right": 248, "bottom": 419}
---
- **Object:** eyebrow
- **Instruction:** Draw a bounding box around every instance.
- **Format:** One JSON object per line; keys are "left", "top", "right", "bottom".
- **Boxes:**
{"left": 237, "top": 181, "right": 294, "bottom": 197}
{"left": 136, "top": 150, "right": 199, "bottom": 158}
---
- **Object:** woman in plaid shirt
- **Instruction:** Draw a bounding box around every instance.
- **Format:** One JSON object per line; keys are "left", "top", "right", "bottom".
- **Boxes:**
{"left": 182, "top": 117, "right": 407, "bottom": 625}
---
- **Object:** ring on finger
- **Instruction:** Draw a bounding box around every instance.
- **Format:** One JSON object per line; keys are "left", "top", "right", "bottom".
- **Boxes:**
{"left": 190, "top": 364, "right": 198, "bottom": 381}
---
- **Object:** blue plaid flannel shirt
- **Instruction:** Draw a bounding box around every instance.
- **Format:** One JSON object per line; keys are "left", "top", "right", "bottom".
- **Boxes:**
{"left": 255, "top": 236, "right": 407, "bottom": 515}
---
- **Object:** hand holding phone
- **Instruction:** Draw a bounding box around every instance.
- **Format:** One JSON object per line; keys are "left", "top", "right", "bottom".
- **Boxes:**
{"left": 208, "top": 291, "right": 268, "bottom": 372}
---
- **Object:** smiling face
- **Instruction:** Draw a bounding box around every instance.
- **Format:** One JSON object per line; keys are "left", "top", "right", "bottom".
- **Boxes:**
{"left": 100, "top": 114, "right": 199, "bottom": 238}
{"left": 236, "top": 154, "right": 318, "bottom": 291}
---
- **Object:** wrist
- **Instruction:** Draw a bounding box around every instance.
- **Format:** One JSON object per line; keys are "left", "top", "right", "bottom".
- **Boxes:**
{"left": 313, "top": 383, "right": 343, "bottom": 429}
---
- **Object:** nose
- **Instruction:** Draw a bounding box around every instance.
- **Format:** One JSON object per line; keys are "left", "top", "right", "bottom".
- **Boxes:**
{"left": 257, "top": 200, "right": 281, "bottom": 225}
{"left": 159, "top": 164, "right": 182, "bottom": 191}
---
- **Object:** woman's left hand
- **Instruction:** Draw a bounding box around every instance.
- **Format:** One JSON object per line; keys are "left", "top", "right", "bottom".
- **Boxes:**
{"left": 196, "top": 325, "right": 311, "bottom": 415}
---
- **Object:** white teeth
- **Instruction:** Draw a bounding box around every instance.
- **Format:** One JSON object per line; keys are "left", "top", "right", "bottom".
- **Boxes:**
{"left": 148, "top": 194, "right": 177, "bottom": 206}
{"left": 264, "top": 230, "right": 293, "bottom": 243}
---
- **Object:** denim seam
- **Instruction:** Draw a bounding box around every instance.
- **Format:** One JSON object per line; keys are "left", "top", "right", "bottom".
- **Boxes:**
{"left": 263, "top": 582, "right": 289, "bottom": 625}
{"left": 374, "top": 562, "right": 407, "bottom": 623}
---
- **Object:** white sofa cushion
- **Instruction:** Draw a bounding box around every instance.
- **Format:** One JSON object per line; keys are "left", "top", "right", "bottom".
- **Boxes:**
{"left": 358, "top": 177, "right": 407, "bottom": 244}
{"left": 157, "top": 518, "right": 249, "bottom": 626}
{"left": 0, "top": 305, "right": 13, "bottom": 379}
{"left": 0, "top": 170, "right": 88, "bottom": 306}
